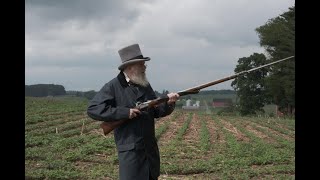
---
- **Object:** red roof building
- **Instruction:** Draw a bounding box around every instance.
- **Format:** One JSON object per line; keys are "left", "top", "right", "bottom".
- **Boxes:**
{"left": 212, "top": 99, "right": 232, "bottom": 108}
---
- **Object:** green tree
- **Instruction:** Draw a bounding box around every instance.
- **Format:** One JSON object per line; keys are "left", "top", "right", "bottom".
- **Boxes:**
{"left": 231, "top": 53, "right": 269, "bottom": 116}
{"left": 255, "top": 5, "right": 295, "bottom": 115}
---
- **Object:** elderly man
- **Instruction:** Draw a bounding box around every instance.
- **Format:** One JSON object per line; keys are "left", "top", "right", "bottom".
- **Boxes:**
{"left": 87, "top": 44, "right": 179, "bottom": 180}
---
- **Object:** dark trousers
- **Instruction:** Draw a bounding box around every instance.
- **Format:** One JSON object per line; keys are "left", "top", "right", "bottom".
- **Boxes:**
{"left": 149, "top": 174, "right": 158, "bottom": 180}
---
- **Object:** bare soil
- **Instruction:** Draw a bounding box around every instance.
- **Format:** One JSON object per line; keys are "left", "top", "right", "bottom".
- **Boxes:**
{"left": 252, "top": 122, "right": 293, "bottom": 141}
{"left": 204, "top": 115, "right": 225, "bottom": 144}
{"left": 158, "top": 112, "right": 189, "bottom": 145}
{"left": 183, "top": 113, "right": 201, "bottom": 145}
{"left": 244, "top": 124, "right": 276, "bottom": 143}
{"left": 159, "top": 173, "right": 220, "bottom": 180}
{"left": 220, "top": 119, "right": 250, "bottom": 142}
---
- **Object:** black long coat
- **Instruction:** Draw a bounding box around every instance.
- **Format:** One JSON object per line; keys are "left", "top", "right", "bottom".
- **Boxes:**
{"left": 87, "top": 72, "right": 175, "bottom": 180}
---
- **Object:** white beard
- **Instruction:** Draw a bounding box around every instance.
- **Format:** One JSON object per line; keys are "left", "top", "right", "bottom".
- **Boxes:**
{"left": 130, "top": 66, "right": 149, "bottom": 87}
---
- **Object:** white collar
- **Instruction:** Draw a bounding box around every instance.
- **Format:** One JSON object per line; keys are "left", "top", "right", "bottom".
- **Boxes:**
{"left": 123, "top": 71, "right": 131, "bottom": 83}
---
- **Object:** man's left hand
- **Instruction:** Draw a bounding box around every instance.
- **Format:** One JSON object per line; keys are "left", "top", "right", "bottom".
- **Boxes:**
{"left": 167, "top": 93, "right": 180, "bottom": 105}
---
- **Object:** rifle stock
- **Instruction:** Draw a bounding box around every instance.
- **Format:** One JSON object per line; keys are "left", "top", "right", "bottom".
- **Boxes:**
{"left": 98, "top": 56, "right": 294, "bottom": 135}
{"left": 100, "top": 120, "right": 125, "bottom": 135}
{"left": 99, "top": 97, "right": 169, "bottom": 135}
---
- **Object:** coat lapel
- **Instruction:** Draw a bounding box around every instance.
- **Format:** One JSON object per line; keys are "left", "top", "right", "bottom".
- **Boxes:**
{"left": 117, "top": 71, "right": 148, "bottom": 103}
{"left": 128, "top": 83, "right": 147, "bottom": 102}
{"left": 136, "top": 85, "right": 147, "bottom": 101}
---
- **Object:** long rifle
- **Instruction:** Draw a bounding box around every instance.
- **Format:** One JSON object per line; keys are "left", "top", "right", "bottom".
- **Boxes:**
{"left": 99, "top": 56, "right": 294, "bottom": 135}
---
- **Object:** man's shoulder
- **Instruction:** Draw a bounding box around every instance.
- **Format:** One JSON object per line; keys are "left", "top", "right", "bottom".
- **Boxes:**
{"left": 99, "top": 72, "right": 128, "bottom": 91}
{"left": 109, "top": 76, "right": 119, "bottom": 84}
{"left": 104, "top": 73, "right": 127, "bottom": 87}
{"left": 103, "top": 76, "right": 120, "bottom": 87}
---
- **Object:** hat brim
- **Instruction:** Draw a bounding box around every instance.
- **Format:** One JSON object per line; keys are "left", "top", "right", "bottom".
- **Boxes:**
{"left": 118, "top": 57, "right": 150, "bottom": 70}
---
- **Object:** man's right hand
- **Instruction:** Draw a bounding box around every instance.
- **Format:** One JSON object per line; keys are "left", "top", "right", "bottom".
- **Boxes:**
{"left": 129, "top": 108, "right": 141, "bottom": 119}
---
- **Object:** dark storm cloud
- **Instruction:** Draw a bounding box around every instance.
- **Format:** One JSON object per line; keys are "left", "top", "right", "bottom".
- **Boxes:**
{"left": 26, "top": 0, "right": 137, "bottom": 21}
{"left": 25, "top": 0, "right": 295, "bottom": 92}
{"left": 25, "top": 0, "right": 144, "bottom": 36}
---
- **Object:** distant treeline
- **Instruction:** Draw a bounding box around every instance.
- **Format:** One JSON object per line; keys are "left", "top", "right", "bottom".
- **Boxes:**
{"left": 66, "top": 89, "right": 210, "bottom": 100}
{"left": 67, "top": 89, "right": 216, "bottom": 100}
{"left": 25, "top": 84, "right": 66, "bottom": 97}
{"left": 25, "top": 84, "right": 234, "bottom": 100}
{"left": 66, "top": 90, "right": 98, "bottom": 100}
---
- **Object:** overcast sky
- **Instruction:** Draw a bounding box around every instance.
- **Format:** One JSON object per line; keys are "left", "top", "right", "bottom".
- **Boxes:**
{"left": 25, "top": 0, "right": 295, "bottom": 93}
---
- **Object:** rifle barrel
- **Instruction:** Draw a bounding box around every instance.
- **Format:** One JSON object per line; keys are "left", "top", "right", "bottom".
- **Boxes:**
{"left": 246, "top": 56, "right": 294, "bottom": 73}
{"left": 177, "top": 56, "right": 294, "bottom": 95}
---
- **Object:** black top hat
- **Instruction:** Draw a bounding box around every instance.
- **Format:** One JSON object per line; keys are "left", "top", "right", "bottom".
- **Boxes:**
{"left": 118, "top": 44, "right": 150, "bottom": 70}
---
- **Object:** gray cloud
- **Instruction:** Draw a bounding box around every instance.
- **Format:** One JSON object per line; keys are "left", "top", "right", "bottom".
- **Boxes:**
{"left": 26, "top": 0, "right": 138, "bottom": 22}
{"left": 25, "top": 0, "right": 295, "bottom": 92}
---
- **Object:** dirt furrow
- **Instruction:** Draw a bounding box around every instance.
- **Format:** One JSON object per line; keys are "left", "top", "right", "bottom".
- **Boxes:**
{"left": 158, "top": 112, "right": 188, "bottom": 145}
{"left": 183, "top": 113, "right": 201, "bottom": 144}
{"left": 244, "top": 124, "right": 276, "bottom": 143}
{"left": 251, "top": 122, "right": 293, "bottom": 141}
{"left": 220, "top": 119, "right": 250, "bottom": 142}
{"left": 204, "top": 115, "right": 224, "bottom": 144}
{"left": 155, "top": 115, "right": 172, "bottom": 129}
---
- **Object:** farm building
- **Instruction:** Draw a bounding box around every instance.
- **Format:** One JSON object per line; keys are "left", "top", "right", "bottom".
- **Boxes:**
{"left": 212, "top": 98, "right": 232, "bottom": 108}
{"left": 182, "top": 99, "right": 201, "bottom": 110}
